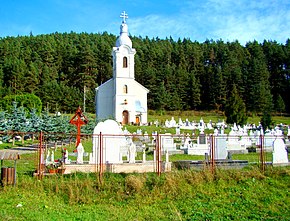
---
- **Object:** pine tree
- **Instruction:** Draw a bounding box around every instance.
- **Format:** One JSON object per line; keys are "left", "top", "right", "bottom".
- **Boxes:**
{"left": 27, "top": 108, "right": 42, "bottom": 132}
{"left": 261, "top": 111, "right": 272, "bottom": 131}
{"left": 244, "top": 41, "right": 273, "bottom": 113}
{"left": 225, "top": 85, "right": 247, "bottom": 126}
{"left": 275, "top": 94, "right": 286, "bottom": 115}
{"left": 188, "top": 71, "right": 201, "bottom": 109}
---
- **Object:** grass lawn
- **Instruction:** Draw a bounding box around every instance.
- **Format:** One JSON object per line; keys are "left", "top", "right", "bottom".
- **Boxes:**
{"left": 0, "top": 165, "right": 289, "bottom": 220}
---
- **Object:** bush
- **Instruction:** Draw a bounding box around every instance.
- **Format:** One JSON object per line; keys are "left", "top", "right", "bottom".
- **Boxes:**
{"left": 125, "top": 175, "right": 145, "bottom": 194}
{"left": 0, "top": 94, "right": 42, "bottom": 114}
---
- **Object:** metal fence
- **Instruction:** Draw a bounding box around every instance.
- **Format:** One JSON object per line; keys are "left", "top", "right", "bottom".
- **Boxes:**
{"left": 0, "top": 131, "right": 289, "bottom": 182}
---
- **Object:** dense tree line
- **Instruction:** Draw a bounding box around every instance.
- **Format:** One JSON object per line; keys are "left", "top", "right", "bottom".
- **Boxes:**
{"left": 0, "top": 32, "right": 289, "bottom": 114}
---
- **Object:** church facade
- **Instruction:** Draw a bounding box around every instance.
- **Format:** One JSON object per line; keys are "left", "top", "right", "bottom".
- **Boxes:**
{"left": 95, "top": 12, "right": 149, "bottom": 125}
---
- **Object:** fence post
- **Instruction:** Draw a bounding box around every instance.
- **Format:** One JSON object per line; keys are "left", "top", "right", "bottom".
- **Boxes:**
{"left": 260, "top": 135, "right": 265, "bottom": 172}
{"left": 99, "top": 132, "right": 103, "bottom": 184}
{"left": 37, "top": 131, "right": 44, "bottom": 180}
{"left": 155, "top": 133, "right": 161, "bottom": 176}
{"left": 210, "top": 134, "right": 216, "bottom": 174}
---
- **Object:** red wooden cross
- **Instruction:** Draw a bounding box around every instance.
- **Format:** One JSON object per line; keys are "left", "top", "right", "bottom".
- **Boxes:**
{"left": 69, "top": 107, "right": 88, "bottom": 147}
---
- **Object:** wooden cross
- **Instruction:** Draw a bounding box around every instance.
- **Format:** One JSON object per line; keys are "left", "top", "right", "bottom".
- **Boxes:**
{"left": 69, "top": 107, "right": 88, "bottom": 147}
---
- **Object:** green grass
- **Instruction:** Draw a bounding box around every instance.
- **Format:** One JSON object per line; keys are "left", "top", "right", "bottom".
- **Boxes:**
{"left": 0, "top": 166, "right": 289, "bottom": 220}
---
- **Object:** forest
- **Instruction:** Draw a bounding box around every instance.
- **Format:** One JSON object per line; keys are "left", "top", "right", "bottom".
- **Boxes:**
{"left": 0, "top": 32, "right": 289, "bottom": 114}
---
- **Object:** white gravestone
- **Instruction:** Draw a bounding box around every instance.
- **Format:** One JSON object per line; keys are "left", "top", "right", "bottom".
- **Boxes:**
{"left": 264, "top": 131, "right": 275, "bottom": 148}
{"left": 214, "top": 129, "right": 218, "bottom": 136}
{"left": 128, "top": 142, "right": 136, "bottom": 163}
{"left": 187, "top": 135, "right": 210, "bottom": 156}
{"left": 161, "top": 133, "right": 176, "bottom": 152}
{"left": 214, "top": 136, "right": 228, "bottom": 160}
{"left": 181, "top": 135, "right": 191, "bottom": 150}
{"left": 178, "top": 118, "right": 183, "bottom": 126}
{"left": 76, "top": 143, "right": 84, "bottom": 164}
{"left": 46, "top": 150, "right": 51, "bottom": 164}
{"left": 272, "top": 138, "right": 289, "bottom": 164}
{"left": 90, "top": 120, "right": 124, "bottom": 164}
{"left": 65, "top": 149, "right": 70, "bottom": 164}
{"left": 227, "top": 128, "right": 243, "bottom": 152}
{"left": 142, "top": 149, "right": 146, "bottom": 162}
{"left": 51, "top": 150, "right": 54, "bottom": 163}
{"left": 175, "top": 126, "right": 180, "bottom": 135}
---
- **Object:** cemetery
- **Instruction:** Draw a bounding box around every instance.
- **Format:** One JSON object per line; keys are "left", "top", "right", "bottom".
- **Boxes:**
{"left": 36, "top": 114, "right": 289, "bottom": 177}
{"left": 0, "top": 10, "right": 289, "bottom": 220}
{"left": 0, "top": 109, "right": 290, "bottom": 220}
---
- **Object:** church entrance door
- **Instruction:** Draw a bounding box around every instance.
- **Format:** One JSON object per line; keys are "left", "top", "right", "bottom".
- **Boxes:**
{"left": 122, "top": 110, "right": 129, "bottom": 125}
{"left": 135, "top": 116, "right": 140, "bottom": 125}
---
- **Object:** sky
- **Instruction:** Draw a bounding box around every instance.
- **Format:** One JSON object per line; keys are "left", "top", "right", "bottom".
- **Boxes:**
{"left": 0, "top": 0, "right": 289, "bottom": 45}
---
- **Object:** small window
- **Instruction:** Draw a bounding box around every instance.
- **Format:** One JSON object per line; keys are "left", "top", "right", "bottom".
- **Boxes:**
{"left": 123, "top": 57, "right": 128, "bottom": 68}
{"left": 123, "top": 85, "right": 128, "bottom": 94}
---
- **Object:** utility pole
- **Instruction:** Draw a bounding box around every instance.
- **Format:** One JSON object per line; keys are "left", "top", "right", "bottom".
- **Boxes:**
{"left": 83, "top": 85, "right": 86, "bottom": 113}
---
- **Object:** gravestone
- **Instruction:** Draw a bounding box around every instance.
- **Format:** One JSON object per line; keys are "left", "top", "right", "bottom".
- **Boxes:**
{"left": 136, "top": 129, "right": 142, "bottom": 135}
{"left": 198, "top": 134, "right": 206, "bottom": 144}
{"left": 165, "top": 119, "right": 170, "bottom": 128}
{"left": 51, "top": 151, "right": 54, "bottom": 163}
{"left": 90, "top": 120, "right": 124, "bottom": 164}
{"left": 178, "top": 118, "right": 183, "bottom": 126}
{"left": 214, "top": 128, "right": 218, "bottom": 136}
{"left": 198, "top": 118, "right": 205, "bottom": 131}
{"left": 169, "top": 117, "right": 176, "bottom": 127}
{"left": 272, "top": 138, "right": 289, "bottom": 164}
{"left": 264, "top": 131, "right": 275, "bottom": 148}
{"left": 207, "top": 120, "right": 213, "bottom": 130}
{"left": 128, "top": 141, "right": 136, "bottom": 163}
{"left": 76, "top": 143, "right": 84, "bottom": 164}
{"left": 227, "top": 128, "right": 243, "bottom": 153}
{"left": 144, "top": 131, "right": 150, "bottom": 143}
{"left": 142, "top": 149, "right": 146, "bottom": 162}
{"left": 181, "top": 135, "right": 191, "bottom": 150}
{"left": 175, "top": 126, "right": 180, "bottom": 135}
{"left": 123, "top": 127, "right": 129, "bottom": 135}
{"left": 65, "top": 149, "right": 70, "bottom": 164}
{"left": 214, "top": 136, "right": 228, "bottom": 159}
{"left": 46, "top": 150, "right": 51, "bottom": 164}
{"left": 161, "top": 133, "right": 176, "bottom": 152}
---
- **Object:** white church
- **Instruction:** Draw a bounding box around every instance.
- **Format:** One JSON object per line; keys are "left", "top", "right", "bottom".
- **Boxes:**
{"left": 95, "top": 12, "right": 149, "bottom": 125}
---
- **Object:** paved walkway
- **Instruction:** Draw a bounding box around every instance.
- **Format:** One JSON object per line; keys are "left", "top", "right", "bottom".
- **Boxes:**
{"left": 0, "top": 145, "right": 37, "bottom": 154}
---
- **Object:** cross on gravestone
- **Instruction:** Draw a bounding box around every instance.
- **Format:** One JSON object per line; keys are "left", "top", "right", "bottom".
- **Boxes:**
{"left": 120, "top": 11, "right": 128, "bottom": 23}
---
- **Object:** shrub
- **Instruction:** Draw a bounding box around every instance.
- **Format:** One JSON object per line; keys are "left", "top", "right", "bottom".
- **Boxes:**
{"left": 0, "top": 94, "right": 42, "bottom": 114}
{"left": 125, "top": 174, "right": 145, "bottom": 194}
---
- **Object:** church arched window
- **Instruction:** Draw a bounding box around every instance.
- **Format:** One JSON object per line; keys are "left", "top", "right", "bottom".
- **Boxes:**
{"left": 123, "top": 85, "right": 128, "bottom": 94}
{"left": 123, "top": 57, "right": 128, "bottom": 68}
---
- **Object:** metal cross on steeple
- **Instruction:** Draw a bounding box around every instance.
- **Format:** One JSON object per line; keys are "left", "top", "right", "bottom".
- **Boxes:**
{"left": 120, "top": 11, "right": 128, "bottom": 23}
